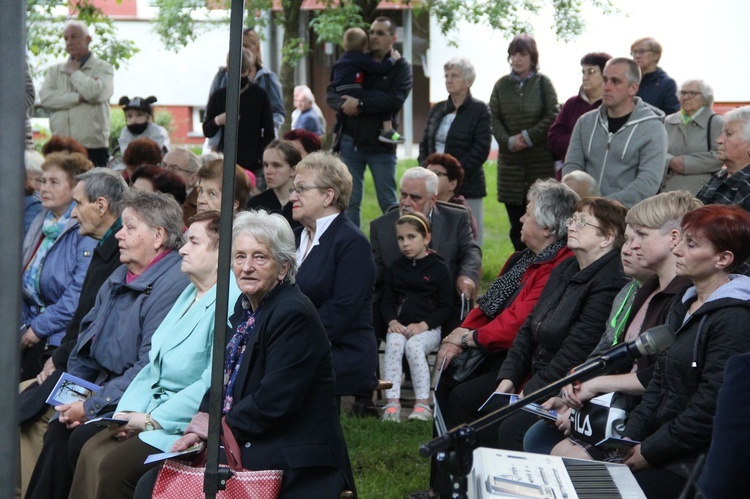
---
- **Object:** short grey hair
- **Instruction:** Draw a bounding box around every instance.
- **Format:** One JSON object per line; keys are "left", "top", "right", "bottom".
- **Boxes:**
{"left": 444, "top": 57, "right": 476, "bottom": 85}
{"left": 170, "top": 146, "right": 201, "bottom": 174}
{"left": 120, "top": 190, "right": 185, "bottom": 250}
{"left": 528, "top": 179, "right": 580, "bottom": 239}
{"left": 64, "top": 20, "right": 90, "bottom": 38}
{"left": 723, "top": 105, "right": 750, "bottom": 143}
{"left": 76, "top": 168, "right": 129, "bottom": 216}
{"left": 562, "top": 170, "right": 601, "bottom": 198}
{"left": 606, "top": 57, "right": 641, "bottom": 87}
{"left": 294, "top": 85, "right": 315, "bottom": 104}
{"left": 679, "top": 79, "right": 714, "bottom": 107}
{"left": 233, "top": 210, "right": 298, "bottom": 284}
{"left": 401, "top": 167, "right": 438, "bottom": 197}
{"left": 25, "top": 150, "right": 44, "bottom": 176}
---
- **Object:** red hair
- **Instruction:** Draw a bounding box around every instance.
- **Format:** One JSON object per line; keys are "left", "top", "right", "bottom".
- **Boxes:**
{"left": 682, "top": 205, "right": 750, "bottom": 271}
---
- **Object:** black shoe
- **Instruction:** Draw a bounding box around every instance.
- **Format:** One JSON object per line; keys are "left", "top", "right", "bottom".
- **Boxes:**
{"left": 348, "top": 400, "right": 379, "bottom": 418}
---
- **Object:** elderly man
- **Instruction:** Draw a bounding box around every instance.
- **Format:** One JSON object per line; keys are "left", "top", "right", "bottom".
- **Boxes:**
{"left": 370, "top": 167, "right": 482, "bottom": 337}
{"left": 327, "top": 16, "right": 413, "bottom": 228}
{"left": 40, "top": 21, "right": 114, "bottom": 167}
{"left": 563, "top": 57, "right": 668, "bottom": 208}
{"left": 292, "top": 86, "right": 324, "bottom": 136}
{"left": 630, "top": 37, "right": 680, "bottom": 115}
{"left": 162, "top": 147, "right": 201, "bottom": 223}
{"left": 18, "top": 168, "right": 128, "bottom": 497}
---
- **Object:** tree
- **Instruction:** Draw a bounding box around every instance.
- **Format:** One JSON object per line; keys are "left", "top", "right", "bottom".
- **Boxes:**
{"left": 26, "top": 0, "right": 139, "bottom": 76}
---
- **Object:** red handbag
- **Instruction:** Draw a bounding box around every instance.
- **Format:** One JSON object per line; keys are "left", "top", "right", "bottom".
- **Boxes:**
{"left": 152, "top": 418, "right": 283, "bottom": 499}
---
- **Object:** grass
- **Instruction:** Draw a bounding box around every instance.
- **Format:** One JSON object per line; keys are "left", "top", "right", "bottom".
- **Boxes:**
{"left": 342, "top": 160, "right": 515, "bottom": 497}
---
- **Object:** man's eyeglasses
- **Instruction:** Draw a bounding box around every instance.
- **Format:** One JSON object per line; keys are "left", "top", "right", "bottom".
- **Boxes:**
{"left": 161, "top": 162, "right": 194, "bottom": 175}
{"left": 566, "top": 217, "right": 601, "bottom": 230}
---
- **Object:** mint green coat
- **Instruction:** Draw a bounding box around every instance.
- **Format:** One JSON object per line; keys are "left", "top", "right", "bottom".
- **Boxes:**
{"left": 115, "top": 280, "right": 241, "bottom": 452}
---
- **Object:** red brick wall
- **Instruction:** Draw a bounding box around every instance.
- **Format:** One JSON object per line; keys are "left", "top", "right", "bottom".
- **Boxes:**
{"left": 74, "top": 0, "right": 137, "bottom": 17}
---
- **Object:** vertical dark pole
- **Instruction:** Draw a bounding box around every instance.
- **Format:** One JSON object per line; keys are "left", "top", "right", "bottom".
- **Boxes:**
{"left": 0, "top": 0, "right": 26, "bottom": 496}
{"left": 204, "top": 0, "right": 244, "bottom": 496}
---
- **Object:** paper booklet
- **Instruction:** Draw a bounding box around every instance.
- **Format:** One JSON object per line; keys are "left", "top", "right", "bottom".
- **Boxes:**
{"left": 144, "top": 443, "right": 204, "bottom": 464}
{"left": 478, "top": 392, "right": 558, "bottom": 421}
{"left": 45, "top": 372, "right": 101, "bottom": 407}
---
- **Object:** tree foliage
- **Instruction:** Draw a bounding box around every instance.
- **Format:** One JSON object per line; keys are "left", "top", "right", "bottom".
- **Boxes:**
{"left": 27, "top": 0, "right": 138, "bottom": 75}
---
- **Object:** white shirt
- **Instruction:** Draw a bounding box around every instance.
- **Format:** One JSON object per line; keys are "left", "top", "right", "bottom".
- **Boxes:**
{"left": 296, "top": 212, "right": 339, "bottom": 265}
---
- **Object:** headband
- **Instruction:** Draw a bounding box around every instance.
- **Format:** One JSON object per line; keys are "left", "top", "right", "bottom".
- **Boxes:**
{"left": 398, "top": 214, "right": 430, "bottom": 235}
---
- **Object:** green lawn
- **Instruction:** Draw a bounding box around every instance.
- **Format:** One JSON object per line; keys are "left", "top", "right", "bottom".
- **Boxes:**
{"left": 344, "top": 160, "right": 515, "bottom": 497}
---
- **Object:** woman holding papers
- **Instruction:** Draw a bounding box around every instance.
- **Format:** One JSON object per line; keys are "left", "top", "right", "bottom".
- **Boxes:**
{"left": 69, "top": 211, "right": 237, "bottom": 499}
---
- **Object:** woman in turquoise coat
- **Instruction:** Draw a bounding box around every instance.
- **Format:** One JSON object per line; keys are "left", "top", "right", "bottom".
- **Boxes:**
{"left": 69, "top": 211, "right": 240, "bottom": 499}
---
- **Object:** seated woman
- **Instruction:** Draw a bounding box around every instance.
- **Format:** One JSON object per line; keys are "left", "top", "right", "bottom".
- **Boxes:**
{"left": 424, "top": 152, "right": 479, "bottom": 240}
{"left": 621, "top": 205, "right": 750, "bottom": 498}
{"left": 247, "top": 139, "right": 302, "bottom": 229}
{"left": 195, "top": 158, "right": 251, "bottom": 215}
{"left": 24, "top": 191, "right": 190, "bottom": 499}
{"left": 446, "top": 197, "right": 628, "bottom": 451}
{"left": 434, "top": 179, "right": 578, "bottom": 428}
{"left": 130, "top": 164, "right": 187, "bottom": 205}
{"left": 135, "top": 210, "right": 356, "bottom": 497}
{"left": 121, "top": 137, "right": 163, "bottom": 183}
{"left": 24, "top": 149, "right": 44, "bottom": 235}
{"left": 20, "top": 151, "right": 96, "bottom": 380}
{"left": 283, "top": 128, "right": 322, "bottom": 159}
{"left": 290, "top": 151, "right": 378, "bottom": 415}
{"left": 68, "top": 211, "right": 240, "bottom": 498}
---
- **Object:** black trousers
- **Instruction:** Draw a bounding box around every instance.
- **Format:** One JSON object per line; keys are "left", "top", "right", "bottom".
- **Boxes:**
{"left": 505, "top": 203, "right": 527, "bottom": 252}
{"left": 25, "top": 417, "right": 107, "bottom": 499}
{"left": 86, "top": 147, "right": 110, "bottom": 168}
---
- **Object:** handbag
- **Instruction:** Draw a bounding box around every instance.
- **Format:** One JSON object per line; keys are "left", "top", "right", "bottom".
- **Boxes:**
{"left": 446, "top": 348, "right": 487, "bottom": 384}
{"left": 152, "top": 417, "right": 283, "bottom": 499}
{"left": 568, "top": 391, "right": 638, "bottom": 446}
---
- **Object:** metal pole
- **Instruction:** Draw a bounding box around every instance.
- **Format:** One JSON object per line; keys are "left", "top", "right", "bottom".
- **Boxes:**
{"left": 403, "top": 9, "right": 413, "bottom": 157}
{"left": 0, "top": 0, "right": 27, "bottom": 496}
{"left": 204, "top": 0, "right": 244, "bottom": 496}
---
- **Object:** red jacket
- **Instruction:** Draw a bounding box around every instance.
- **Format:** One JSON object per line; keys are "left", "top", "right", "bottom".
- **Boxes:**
{"left": 463, "top": 245, "right": 574, "bottom": 352}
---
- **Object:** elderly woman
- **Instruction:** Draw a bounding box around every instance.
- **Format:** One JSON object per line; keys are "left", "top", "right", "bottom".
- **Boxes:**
{"left": 24, "top": 150, "right": 44, "bottom": 235}
{"left": 20, "top": 151, "right": 96, "bottom": 380}
{"left": 434, "top": 180, "right": 577, "bottom": 425}
{"left": 447, "top": 198, "right": 627, "bottom": 451}
{"left": 25, "top": 190, "right": 190, "bottom": 499}
{"left": 424, "top": 152, "right": 479, "bottom": 239}
{"left": 247, "top": 139, "right": 302, "bottom": 229}
{"left": 203, "top": 48, "right": 274, "bottom": 178}
{"left": 289, "top": 151, "right": 378, "bottom": 415}
{"left": 622, "top": 205, "right": 750, "bottom": 498}
{"left": 121, "top": 137, "right": 163, "bottom": 183}
{"left": 547, "top": 52, "right": 612, "bottom": 165}
{"left": 130, "top": 164, "right": 187, "bottom": 205}
{"left": 68, "top": 211, "right": 242, "bottom": 499}
{"left": 490, "top": 34, "right": 559, "bottom": 250}
{"left": 662, "top": 80, "right": 725, "bottom": 193}
{"left": 138, "top": 210, "right": 356, "bottom": 497}
{"left": 283, "top": 128, "right": 322, "bottom": 158}
{"left": 196, "top": 158, "right": 251, "bottom": 214}
{"left": 419, "top": 57, "right": 492, "bottom": 244}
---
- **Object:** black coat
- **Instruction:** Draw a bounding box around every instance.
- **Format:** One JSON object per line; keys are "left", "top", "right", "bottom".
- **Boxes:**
{"left": 51, "top": 225, "right": 122, "bottom": 369}
{"left": 497, "top": 250, "right": 627, "bottom": 394}
{"left": 625, "top": 279, "right": 750, "bottom": 467}
{"left": 204, "top": 284, "right": 356, "bottom": 498}
{"left": 418, "top": 91, "right": 492, "bottom": 199}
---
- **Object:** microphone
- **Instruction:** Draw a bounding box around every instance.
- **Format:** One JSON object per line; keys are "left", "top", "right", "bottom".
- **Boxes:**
{"left": 574, "top": 324, "right": 675, "bottom": 373}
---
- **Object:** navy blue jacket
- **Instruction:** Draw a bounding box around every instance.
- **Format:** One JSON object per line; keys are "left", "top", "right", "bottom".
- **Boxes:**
{"left": 637, "top": 67, "right": 680, "bottom": 115}
{"left": 295, "top": 213, "right": 378, "bottom": 396}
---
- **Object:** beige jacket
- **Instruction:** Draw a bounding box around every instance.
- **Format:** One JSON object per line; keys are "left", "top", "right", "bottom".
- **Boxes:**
{"left": 40, "top": 54, "right": 114, "bottom": 149}
{"left": 661, "top": 108, "right": 725, "bottom": 194}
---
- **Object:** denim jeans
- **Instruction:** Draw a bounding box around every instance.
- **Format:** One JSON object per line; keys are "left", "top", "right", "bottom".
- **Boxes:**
{"left": 338, "top": 134, "right": 398, "bottom": 228}
{"left": 523, "top": 419, "right": 566, "bottom": 454}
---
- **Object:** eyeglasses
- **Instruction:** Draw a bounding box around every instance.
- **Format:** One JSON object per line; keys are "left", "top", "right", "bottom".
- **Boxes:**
{"left": 428, "top": 170, "right": 448, "bottom": 178}
{"left": 679, "top": 91, "right": 702, "bottom": 99}
{"left": 289, "top": 184, "right": 327, "bottom": 195}
{"left": 161, "top": 162, "right": 194, "bottom": 175}
{"left": 581, "top": 68, "right": 599, "bottom": 76}
{"left": 630, "top": 49, "right": 653, "bottom": 56}
{"left": 368, "top": 29, "right": 389, "bottom": 36}
{"left": 566, "top": 217, "right": 601, "bottom": 230}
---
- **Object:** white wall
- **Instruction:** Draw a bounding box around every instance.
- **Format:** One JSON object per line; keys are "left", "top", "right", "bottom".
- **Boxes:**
{"left": 427, "top": 0, "right": 750, "bottom": 105}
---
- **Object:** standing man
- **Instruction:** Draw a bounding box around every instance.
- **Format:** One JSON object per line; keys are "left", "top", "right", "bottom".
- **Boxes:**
{"left": 563, "top": 58, "right": 668, "bottom": 208}
{"left": 327, "top": 16, "right": 413, "bottom": 227}
{"left": 40, "top": 21, "right": 114, "bottom": 167}
{"left": 161, "top": 147, "right": 201, "bottom": 224}
{"left": 630, "top": 37, "right": 679, "bottom": 115}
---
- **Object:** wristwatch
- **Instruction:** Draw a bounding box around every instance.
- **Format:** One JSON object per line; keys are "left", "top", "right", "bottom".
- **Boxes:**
{"left": 357, "top": 100, "right": 365, "bottom": 112}
{"left": 144, "top": 414, "right": 155, "bottom": 431}
{"left": 460, "top": 331, "right": 472, "bottom": 350}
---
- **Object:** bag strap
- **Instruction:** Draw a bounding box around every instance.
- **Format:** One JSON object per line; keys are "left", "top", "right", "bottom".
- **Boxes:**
{"left": 706, "top": 113, "right": 717, "bottom": 152}
{"left": 221, "top": 416, "right": 245, "bottom": 472}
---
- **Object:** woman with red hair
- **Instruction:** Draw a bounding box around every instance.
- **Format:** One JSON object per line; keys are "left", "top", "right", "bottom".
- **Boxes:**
{"left": 622, "top": 204, "right": 750, "bottom": 498}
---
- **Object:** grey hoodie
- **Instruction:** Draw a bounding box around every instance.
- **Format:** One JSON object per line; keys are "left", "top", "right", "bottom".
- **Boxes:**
{"left": 563, "top": 96, "right": 668, "bottom": 207}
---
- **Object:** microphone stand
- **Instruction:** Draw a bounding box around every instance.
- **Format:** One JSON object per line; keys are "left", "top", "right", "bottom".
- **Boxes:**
{"left": 420, "top": 356, "right": 632, "bottom": 498}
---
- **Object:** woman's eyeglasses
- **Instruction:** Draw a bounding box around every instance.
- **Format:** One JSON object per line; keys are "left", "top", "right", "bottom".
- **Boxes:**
{"left": 566, "top": 217, "right": 601, "bottom": 230}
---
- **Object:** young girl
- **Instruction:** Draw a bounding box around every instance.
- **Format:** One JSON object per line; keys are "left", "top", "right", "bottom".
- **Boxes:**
{"left": 381, "top": 212, "right": 454, "bottom": 422}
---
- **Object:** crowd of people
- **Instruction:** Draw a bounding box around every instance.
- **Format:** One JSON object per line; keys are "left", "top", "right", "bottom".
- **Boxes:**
{"left": 16, "top": 13, "right": 750, "bottom": 499}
